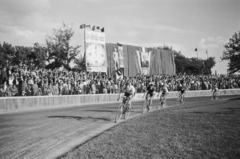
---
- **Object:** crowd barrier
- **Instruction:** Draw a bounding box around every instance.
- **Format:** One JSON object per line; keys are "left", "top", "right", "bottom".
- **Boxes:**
{"left": 0, "top": 89, "right": 240, "bottom": 114}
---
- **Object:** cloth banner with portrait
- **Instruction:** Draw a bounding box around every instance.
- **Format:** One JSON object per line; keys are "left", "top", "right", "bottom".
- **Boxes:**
{"left": 140, "top": 51, "right": 150, "bottom": 75}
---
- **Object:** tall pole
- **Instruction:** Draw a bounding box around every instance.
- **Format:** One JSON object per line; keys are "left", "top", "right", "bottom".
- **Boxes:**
{"left": 197, "top": 49, "right": 198, "bottom": 59}
{"left": 84, "top": 29, "right": 86, "bottom": 70}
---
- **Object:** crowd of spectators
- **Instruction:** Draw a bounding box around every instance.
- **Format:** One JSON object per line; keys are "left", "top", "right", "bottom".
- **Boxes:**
{"left": 0, "top": 64, "right": 240, "bottom": 97}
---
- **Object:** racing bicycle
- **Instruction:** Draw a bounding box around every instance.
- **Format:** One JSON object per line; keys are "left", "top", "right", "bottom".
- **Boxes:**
{"left": 177, "top": 92, "right": 185, "bottom": 105}
{"left": 115, "top": 96, "right": 131, "bottom": 123}
{"left": 157, "top": 93, "right": 168, "bottom": 109}
{"left": 211, "top": 90, "right": 219, "bottom": 100}
{"left": 142, "top": 94, "right": 153, "bottom": 114}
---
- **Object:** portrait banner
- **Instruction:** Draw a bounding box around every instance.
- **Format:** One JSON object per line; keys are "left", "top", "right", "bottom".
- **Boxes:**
{"left": 141, "top": 52, "right": 150, "bottom": 68}
{"left": 85, "top": 30, "right": 107, "bottom": 72}
{"left": 117, "top": 44, "right": 124, "bottom": 68}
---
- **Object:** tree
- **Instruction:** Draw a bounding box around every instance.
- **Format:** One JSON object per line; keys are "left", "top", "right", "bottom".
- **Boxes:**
{"left": 0, "top": 42, "right": 16, "bottom": 66}
{"left": 203, "top": 57, "right": 216, "bottom": 75}
{"left": 32, "top": 43, "right": 48, "bottom": 68}
{"left": 162, "top": 44, "right": 216, "bottom": 75}
{"left": 14, "top": 46, "right": 32, "bottom": 65}
{"left": 45, "top": 23, "right": 80, "bottom": 70}
{"left": 73, "top": 55, "right": 86, "bottom": 72}
{"left": 221, "top": 31, "right": 240, "bottom": 74}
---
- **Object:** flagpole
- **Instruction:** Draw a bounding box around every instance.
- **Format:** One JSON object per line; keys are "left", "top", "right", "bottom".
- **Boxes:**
{"left": 197, "top": 48, "right": 198, "bottom": 59}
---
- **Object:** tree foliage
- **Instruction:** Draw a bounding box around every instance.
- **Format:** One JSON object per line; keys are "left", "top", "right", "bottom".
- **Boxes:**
{"left": 45, "top": 23, "right": 80, "bottom": 70}
{"left": 160, "top": 44, "right": 216, "bottom": 75}
{"left": 221, "top": 31, "right": 240, "bottom": 74}
{"left": 73, "top": 55, "right": 86, "bottom": 72}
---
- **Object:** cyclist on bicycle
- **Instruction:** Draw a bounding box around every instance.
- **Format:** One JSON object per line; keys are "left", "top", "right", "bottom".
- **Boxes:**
{"left": 117, "top": 82, "right": 135, "bottom": 111}
{"left": 157, "top": 83, "right": 169, "bottom": 106}
{"left": 211, "top": 83, "right": 219, "bottom": 100}
{"left": 178, "top": 83, "right": 186, "bottom": 103}
{"left": 142, "top": 83, "right": 155, "bottom": 110}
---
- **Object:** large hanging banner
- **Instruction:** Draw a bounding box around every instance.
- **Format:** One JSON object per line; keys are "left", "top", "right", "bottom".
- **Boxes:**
{"left": 116, "top": 43, "right": 124, "bottom": 80}
{"left": 140, "top": 47, "right": 150, "bottom": 75}
{"left": 85, "top": 30, "right": 107, "bottom": 72}
{"left": 118, "top": 43, "right": 124, "bottom": 68}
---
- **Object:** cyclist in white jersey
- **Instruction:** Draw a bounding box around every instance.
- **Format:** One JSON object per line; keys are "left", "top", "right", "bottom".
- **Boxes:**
{"left": 157, "top": 83, "right": 169, "bottom": 106}
{"left": 117, "top": 82, "right": 135, "bottom": 110}
{"left": 158, "top": 83, "right": 169, "bottom": 97}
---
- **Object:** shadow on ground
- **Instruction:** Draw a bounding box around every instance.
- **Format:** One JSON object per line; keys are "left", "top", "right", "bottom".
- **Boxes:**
{"left": 228, "top": 97, "right": 240, "bottom": 101}
{"left": 84, "top": 110, "right": 116, "bottom": 113}
{"left": 48, "top": 116, "right": 111, "bottom": 121}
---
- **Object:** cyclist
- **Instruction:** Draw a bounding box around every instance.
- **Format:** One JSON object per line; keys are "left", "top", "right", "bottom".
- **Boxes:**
{"left": 142, "top": 83, "right": 155, "bottom": 111}
{"left": 211, "top": 83, "right": 219, "bottom": 100}
{"left": 178, "top": 82, "right": 186, "bottom": 104}
{"left": 157, "top": 83, "right": 169, "bottom": 106}
{"left": 117, "top": 82, "right": 135, "bottom": 111}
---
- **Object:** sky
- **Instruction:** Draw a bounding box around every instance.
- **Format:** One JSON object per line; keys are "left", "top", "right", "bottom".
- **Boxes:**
{"left": 0, "top": 0, "right": 239, "bottom": 74}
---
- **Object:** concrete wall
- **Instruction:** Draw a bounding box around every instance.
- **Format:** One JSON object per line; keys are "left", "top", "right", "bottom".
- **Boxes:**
{"left": 0, "top": 89, "right": 240, "bottom": 113}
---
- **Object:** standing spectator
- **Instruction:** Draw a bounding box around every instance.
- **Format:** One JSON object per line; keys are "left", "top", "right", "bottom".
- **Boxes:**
{"left": 32, "top": 81, "right": 39, "bottom": 96}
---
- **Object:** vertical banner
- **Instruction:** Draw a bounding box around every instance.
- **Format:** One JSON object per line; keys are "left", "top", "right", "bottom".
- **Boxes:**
{"left": 141, "top": 47, "right": 150, "bottom": 75}
{"left": 85, "top": 30, "right": 107, "bottom": 72}
{"left": 117, "top": 43, "right": 124, "bottom": 68}
{"left": 115, "top": 43, "right": 124, "bottom": 80}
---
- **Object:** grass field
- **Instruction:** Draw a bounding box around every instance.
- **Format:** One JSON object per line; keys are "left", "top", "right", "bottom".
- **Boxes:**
{"left": 60, "top": 98, "right": 240, "bottom": 159}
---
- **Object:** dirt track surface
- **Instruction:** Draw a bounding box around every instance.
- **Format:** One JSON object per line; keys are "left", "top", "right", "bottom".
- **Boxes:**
{"left": 0, "top": 95, "right": 239, "bottom": 159}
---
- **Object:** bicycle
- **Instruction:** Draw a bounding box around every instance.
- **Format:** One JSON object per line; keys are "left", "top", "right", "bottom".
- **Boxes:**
{"left": 115, "top": 96, "right": 131, "bottom": 123}
{"left": 157, "top": 93, "right": 168, "bottom": 109}
{"left": 177, "top": 92, "right": 185, "bottom": 105}
{"left": 211, "top": 90, "right": 218, "bottom": 100}
{"left": 142, "top": 94, "right": 152, "bottom": 114}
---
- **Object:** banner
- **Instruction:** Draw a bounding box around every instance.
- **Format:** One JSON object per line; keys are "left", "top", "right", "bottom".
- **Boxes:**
{"left": 140, "top": 47, "right": 150, "bottom": 75}
{"left": 118, "top": 44, "right": 124, "bottom": 68}
{"left": 141, "top": 52, "right": 150, "bottom": 67}
{"left": 85, "top": 30, "right": 107, "bottom": 72}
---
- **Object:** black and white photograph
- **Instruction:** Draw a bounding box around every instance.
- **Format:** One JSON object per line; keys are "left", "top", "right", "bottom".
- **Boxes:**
{"left": 0, "top": 0, "right": 240, "bottom": 158}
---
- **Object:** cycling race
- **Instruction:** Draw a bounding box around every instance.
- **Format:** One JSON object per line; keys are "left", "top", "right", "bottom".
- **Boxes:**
{"left": 0, "top": 0, "right": 240, "bottom": 159}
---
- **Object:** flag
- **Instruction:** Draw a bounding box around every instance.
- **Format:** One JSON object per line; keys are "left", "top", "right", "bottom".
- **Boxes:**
{"left": 206, "top": 50, "right": 208, "bottom": 54}
{"left": 80, "top": 24, "right": 85, "bottom": 29}
{"left": 85, "top": 25, "right": 91, "bottom": 28}
{"left": 195, "top": 48, "right": 197, "bottom": 51}
{"left": 101, "top": 27, "right": 104, "bottom": 32}
{"left": 117, "top": 43, "right": 122, "bottom": 46}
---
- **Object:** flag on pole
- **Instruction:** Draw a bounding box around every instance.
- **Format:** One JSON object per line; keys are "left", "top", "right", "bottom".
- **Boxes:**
{"left": 206, "top": 50, "right": 208, "bottom": 54}
{"left": 195, "top": 48, "right": 197, "bottom": 51}
{"left": 101, "top": 27, "right": 104, "bottom": 32}
{"left": 80, "top": 24, "right": 85, "bottom": 29}
{"left": 92, "top": 25, "right": 95, "bottom": 31}
{"left": 96, "top": 26, "right": 100, "bottom": 30}
{"left": 85, "top": 25, "right": 91, "bottom": 28}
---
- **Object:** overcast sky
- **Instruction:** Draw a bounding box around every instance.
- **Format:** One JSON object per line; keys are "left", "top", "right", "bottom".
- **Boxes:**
{"left": 0, "top": 0, "right": 239, "bottom": 74}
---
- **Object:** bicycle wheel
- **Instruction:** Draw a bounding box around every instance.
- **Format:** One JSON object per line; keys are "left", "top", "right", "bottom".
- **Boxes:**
{"left": 142, "top": 100, "right": 147, "bottom": 114}
{"left": 115, "top": 104, "right": 123, "bottom": 123}
{"left": 147, "top": 99, "right": 152, "bottom": 112}
{"left": 160, "top": 97, "right": 165, "bottom": 108}
{"left": 124, "top": 103, "right": 131, "bottom": 119}
{"left": 181, "top": 96, "right": 184, "bottom": 104}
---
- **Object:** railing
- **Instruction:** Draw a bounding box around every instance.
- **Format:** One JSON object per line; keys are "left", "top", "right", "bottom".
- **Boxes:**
{"left": 1, "top": 89, "right": 240, "bottom": 113}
